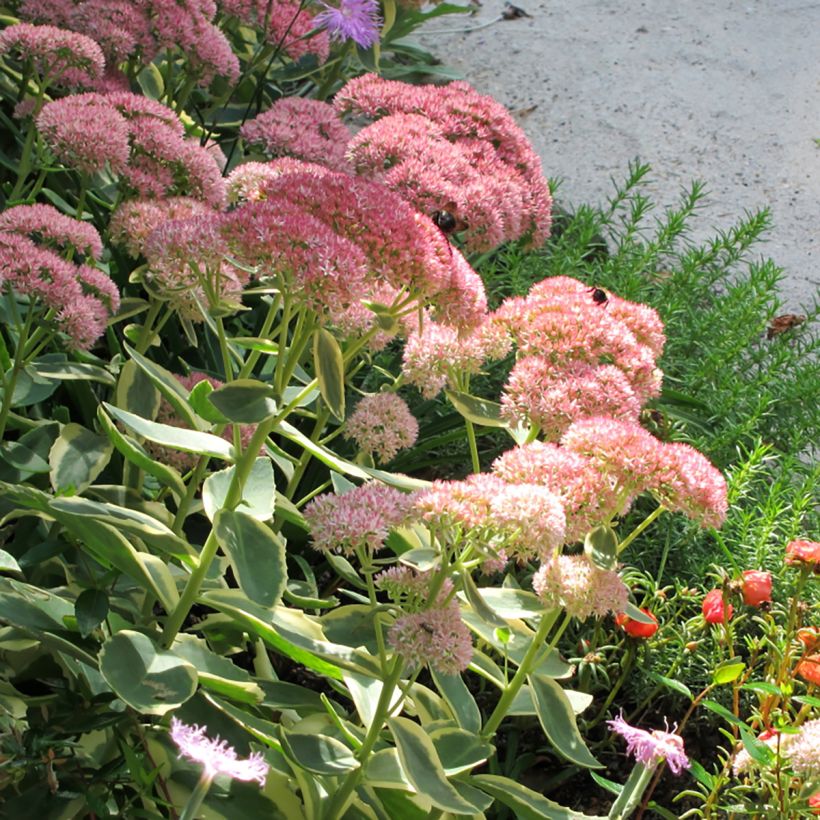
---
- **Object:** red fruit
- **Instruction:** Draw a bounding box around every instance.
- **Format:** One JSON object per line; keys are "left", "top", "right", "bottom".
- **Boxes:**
{"left": 702, "top": 588, "right": 733, "bottom": 624}
{"left": 741, "top": 570, "right": 772, "bottom": 606}
{"left": 615, "top": 609, "right": 658, "bottom": 639}
{"left": 795, "top": 654, "right": 820, "bottom": 686}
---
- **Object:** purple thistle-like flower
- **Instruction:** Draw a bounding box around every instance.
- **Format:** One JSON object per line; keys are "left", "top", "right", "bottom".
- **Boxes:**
{"left": 314, "top": 0, "right": 381, "bottom": 48}
{"left": 607, "top": 716, "right": 690, "bottom": 775}
{"left": 170, "top": 718, "right": 269, "bottom": 785}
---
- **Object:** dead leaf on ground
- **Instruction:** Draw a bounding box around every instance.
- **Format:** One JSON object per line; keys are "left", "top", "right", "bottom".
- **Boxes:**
{"left": 766, "top": 314, "right": 806, "bottom": 339}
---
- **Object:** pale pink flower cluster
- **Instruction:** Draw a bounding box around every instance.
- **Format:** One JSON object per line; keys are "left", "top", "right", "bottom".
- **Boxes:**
{"left": 492, "top": 441, "right": 624, "bottom": 543}
{"left": 414, "top": 474, "right": 566, "bottom": 562}
{"left": 0, "top": 205, "right": 118, "bottom": 350}
{"left": 562, "top": 417, "right": 728, "bottom": 528}
{"left": 401, "top": 316, "right": 510, "bottom": 398}
{"left": 783, "top": 719, "right": 820, "bottom": 778}
{"left": 532, "top": 554, "right": 628, "bottom": 620}
{"left": 222, "top": 162, "right": 487, "bottom": 330}
{"left": 344, "top": 393, "right": 419, "bottom": 463}
{"left": 303, "top": 483, "right": 415, "bottom": 555}
{"left": 607, "top": 716, "right": 690, "bottom": 775}
{"left": 219, "top": 0, "right": 330, "bottom": 63}
{"left": 143, "top": 216, "right": 248, "bottom": 321}
{"left": 19, "top": 0, "right": 238, "bottom": 84}
{"left": 336, "top": 74, "right": 552, "bottom": 251}
{"left": 147, "top": 372, "right": 257, "bottom": 471}
{"left": 0, "top": 23, "right": 104, "bottom": 87}
{"left": 226, "top": 159, "right": 332, "bottom": 204}
{"left": 375, "top": 566, "right": 453, "bottom": 610}
{"left": 494, "top": 276, "right": 665, "bottom": 437}
{"left": 242, "top": 98, "right": 350, "bottom": 171}
{"left": 169, "top": 717, "right": 269, "bottom": 785}
{"left": 36, "top": 93, "right": 226, "bottom": 207}
{"left": 109, "top": 197, "right": 215, "bottom": 258}
{"left": 388, "top": 600, "right": 473, "bottom": 675}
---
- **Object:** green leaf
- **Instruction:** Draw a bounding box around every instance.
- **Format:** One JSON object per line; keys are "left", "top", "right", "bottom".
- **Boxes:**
{"left": 461, "top": 572, "right": 508, "bottom": 629}
{"left": 97, "top": 407, "right": 187, "bottom": 498}
{"left": 740, "top": 681, "right": 782, "bottom": 697}
{"left": 136, "top": 63, "right": 164, "bottom": 99}
{"left": 0, "top": 440, "right": 49, "bottom": 474}
{"left": 213, "top": 510, "right": 287, "bottom": 608}
{"left": 473, "top": 774, "right": 607, "bottom": 819}
{"left": 444, "top": 389, "right": 505, "bottom": 428}
{"left": 49, "top": 423, "right": 113, "bottom": 494}
{"left": 624, "top": 602, "right": 658, "bottom": 625}
{"left": 231, "top": 336, "right": 279, "bottom": 354}
{"left": 739, "top": 725, "right": 775, "bottom": 767}
{"left": 74, "top": 589, "right": 108, "bottom": 638}
{"left": 584, "top": 525, "right": 618, "bottom": 570}
{"left": 32, "top": 359, "right": 115, "bottom": 386}
{"left": 528, "top": 675, "right": 601, "bottom": 768}
{"left": 0, "top": 550, "right": 21, "bottom": 573}
{"left": 115, "top": 359, "right": 161, "bottom": 422}
{"left": 386, "top": 716, "right": 477, "bottom": 814}
{"left": 713, "top": 658, "right": 745, "bottom": 686}
{"left": 431, "top": 669, "right": 481, "bottom": 733}
{"left": 464, "top": 587, "right": 545, "bottom": 619}
{"left": 208, "top": 379, "right": 278, "bottom": 423}
{"left": 280, "top": 729, "right": 359, "bottom": 775}
{"left": 429, "top": 727, "right": 493, "bottom": 775}
{"left": 649, "top": 672, "right": 693, "bottom": 700}
{"left": 701, "top": 699, "right": 745, "bottom": 727}
{"left": 5, "top": 365, "right": 58, "bottom": 407}
{"left": 202, "top": 457, "right": 275, "bottom": 523}
{"left": 188, "top": 380, "right": 230, "bottom": 424}
{"left": 102, "top": 402, "right": 235, "bottom": 461}
{"left": 313, "top": 327, "right": 345, "bottom": 421}
{"left": 99, "top": 631, "right": 196, "bottom": 715}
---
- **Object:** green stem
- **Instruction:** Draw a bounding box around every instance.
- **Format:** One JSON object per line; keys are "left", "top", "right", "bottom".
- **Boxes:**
{"left": 161, "top": 416, "right": 277, "bottom": 647}
{"left": 178, "top": 772, "right": 214, "bottom": 820}
{"left": 0, "top": 302, "right": 36, "bottom": 441}
{"left": 617, "top": 505, "right": 665, "bottom": 554}
{"left": 9, "top": 118, "right": 38, "bottom": 201}
{"left": 322, "top": 659, "right": 405, "bottom": 820}
{"left": 464, "top": 419, "right": 480, "bottom": 473}
{"left": 215, "top": 316, "right": 235, "bottom": 382}
{"left": 608, "top": 762, "right": 658, "bottom": 820}
{"left": 482, "top": 609, "right": 564, "bottom": 738}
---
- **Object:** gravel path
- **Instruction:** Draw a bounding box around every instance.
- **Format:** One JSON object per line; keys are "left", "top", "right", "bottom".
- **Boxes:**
{"left": 418, "top": 0, "right": 820, "bottom": 310}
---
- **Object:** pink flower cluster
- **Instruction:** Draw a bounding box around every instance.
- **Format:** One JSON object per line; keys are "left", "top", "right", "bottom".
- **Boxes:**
{"left": 336, "top": 74, "right": 552, "bottom": 251}
{"left": 18, "top": 0, "right": 239, "bottom": 84}
{"left": 0, "top": 205, "right": 119, "bottom": 350}
{"left": 0, "top": 22, "right": 104, "bottom": 88}
{"left": 375, "top": 566, "right": 453, "bottom": 610}
{"left": 242, "top": 98, "right": 350, "bottom": 171}
{"left": 303, "top": 482, "right": 415, "bottom": 555}
{"left": 388, "top": 600, "right": 473, "bottom": 675}
{"left": 344, "top": 393, "right": 419, "bottom": 463}
{"left": 36, "top": 92, "right": 226, "bottom": 206}
{"left": 532, "top": 554, "right": 628, "bottom": 620}
{"left": 219, "top": 0, "right": 330, "bottom": 63}
{"left": 221, "top": 161, "right": 488, "bottom": 330}
{"left": 494, "top": 276, "right": 665, "bottom": 438}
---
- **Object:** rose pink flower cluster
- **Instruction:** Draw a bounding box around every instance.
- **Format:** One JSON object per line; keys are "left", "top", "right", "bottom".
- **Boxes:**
{"left": 388, "top": 600, "right": 473, "bottom": 675}
{"left": 0, "top": 23, "right": 104, "bottom": 88}
{"left": 221, "top": 162, "right": 488, "bottom": 330}
{"left": 344, "top": 393, "right": 419, "bottom": 463}
{"left": 219, "top": 0, "right": 330, "bottom": 63}
{"left": 36, "top": 92, "right": 226, "bottom": 206}
{"left": 0, "top": 205, "right": 119, "bottom": 350}
{"left": 242, "top": 98, "right": 351, "bottom": 171}
{"left": 493, "top": 276, "right": 665, "bottom": 437}
{"left": 532, "top": 554, "right": 628, "bottom": 620}
{"left": 18, "top": 0, "right": 238, "bottom": 84}
{"left": 303, "top": 482, "right": 415, "bottom": 555}
{"left": 336, "top": 74, "right": 552, "bottom": 251}
{"left": 147, "top": 372, "right": 257, "bottom": 472}
{"left": 226, "top": 159, "right": 332, "bottom": 204}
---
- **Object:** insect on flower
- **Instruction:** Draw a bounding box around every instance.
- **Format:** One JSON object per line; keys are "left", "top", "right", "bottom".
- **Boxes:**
{"left": 431, "top": 202, "right": 468, "bottom": 236}
{"left": 588, "top": 286, "right": 608, "bottom": 306}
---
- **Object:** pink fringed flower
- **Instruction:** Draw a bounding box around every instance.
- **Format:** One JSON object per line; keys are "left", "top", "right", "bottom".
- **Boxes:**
{"left": 242, "top": 98, "right": 350, "bottom": 171}
{"left": 532, "top": 554, "right": 628, "bottom": 620}
{"left": 315, "top": 0, "right": 381, "bottom": 48}
{"left": 170, "top": 717, "right": 268, "bottom": 785}
{"left": 607, "top": 716, "right": 690, "bottom": 775}
{"left": 345, "top": 393, "right": 419, "bottom": 463}
{"left": 304, "top": 483, "right": 414, "bottom": 555}
{"left": 388, "top": 600, "right": 473, "bottom": 675}
{"left": 0, "top": 23, "right": 104, "bottom": 87}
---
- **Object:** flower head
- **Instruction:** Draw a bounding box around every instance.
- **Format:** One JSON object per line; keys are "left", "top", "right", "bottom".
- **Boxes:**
{"left": 169, "top": 717, "right": 268, "bottom": 785}
{"left": 741, "top": 570, "right": 772, "bottom": 607}
{"left": 702, "top": 588, "right": 733, "bottom": 624}
{"left": 607, "top": 715, "right": 690, "bottom": 774}
{"left": 786, "top": 539, "right": 820, "bottom": 572}
{"left": 782, "top": 719, "right": 820, "bottom": 777}
{"left": 315, "top": 0, "right": 382, "bottom": 48}
{"left": 795, "top": 654, "right": 820, "bottom": 686}
{"left": 345, "top": 393, "right": 419, "bottom": 463}
{"left": 615, "top": 609, "right": 659, "bottom": 639}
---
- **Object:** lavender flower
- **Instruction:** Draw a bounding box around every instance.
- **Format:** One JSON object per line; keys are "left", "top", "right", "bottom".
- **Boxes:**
{"left": 315, "top": 0, "right": 381, "bottom": 48}
{"left": 607, "top": 716, "right": 690, "bottom": 775}
{"left": 170, "top": 718, "right": 269, "bottom": 785}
